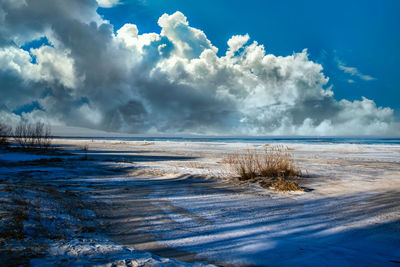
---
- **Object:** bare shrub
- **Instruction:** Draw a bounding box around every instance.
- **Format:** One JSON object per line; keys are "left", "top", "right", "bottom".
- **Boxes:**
{"left": 14, "top": 122, "right": 52, "bottom": 151}
{"left": 80, "top": 144, "right": 89, "bottom": 151}
{"left": 80, "top": 144, "right": 89, "bottom": 160}
{"left": 0, "top": 122, "right": 12, "bottom": 148}
{"left": 225, "top": 145, "right": 303, "bottom": 191}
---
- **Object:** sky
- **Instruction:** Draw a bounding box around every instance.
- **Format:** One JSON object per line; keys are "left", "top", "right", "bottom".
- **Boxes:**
{"left": 99, "top": 0, "right": 400, "bottom": 110}
{"left": 0, "top": 0, "right": 399, "bottom": 136}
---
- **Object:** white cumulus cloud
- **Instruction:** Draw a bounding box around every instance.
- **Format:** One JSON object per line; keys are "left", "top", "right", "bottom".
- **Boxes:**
{"left": 96, "top": 0, "right": 120, "bottom": 8}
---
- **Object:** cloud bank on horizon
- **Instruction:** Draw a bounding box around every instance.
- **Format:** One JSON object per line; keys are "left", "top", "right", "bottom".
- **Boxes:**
{"left": 0, "top": 0, "right": 398, "bottom": 135}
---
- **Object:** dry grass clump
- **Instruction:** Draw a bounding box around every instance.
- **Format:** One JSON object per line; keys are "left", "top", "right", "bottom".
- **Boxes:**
{"left": 272, "top": 177, "right": 302, "bottom": 191}
{"left": 225, "top": 145, "right": 303, "bottom": 191}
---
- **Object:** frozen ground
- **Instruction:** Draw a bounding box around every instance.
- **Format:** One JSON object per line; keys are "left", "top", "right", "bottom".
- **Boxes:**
{"left": 0, "top": 144, "right": 211, "bottom": 266}
{"left": 1, "top": 139, "right": 400, "bottom": 266}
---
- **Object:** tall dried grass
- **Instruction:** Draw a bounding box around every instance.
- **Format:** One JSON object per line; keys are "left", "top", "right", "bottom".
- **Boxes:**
{"left": 225, "top": 145, "right": 303, "bottom": 191}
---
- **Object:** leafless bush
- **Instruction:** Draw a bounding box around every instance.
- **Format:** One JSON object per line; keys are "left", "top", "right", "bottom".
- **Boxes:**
{"left": 0, "top": 122, "right": 12, "bottom": 148}
{"left": 225, "top": 145, "right": 303, "bottom": 191}
{"left": 14, "top": 122, "right": 52, "bottom": 150}
{"left": 80, "top": 144, "right": 89, "bottom": 151}
{"left": 80, "top": 144, "right": 89, "bottom": 160}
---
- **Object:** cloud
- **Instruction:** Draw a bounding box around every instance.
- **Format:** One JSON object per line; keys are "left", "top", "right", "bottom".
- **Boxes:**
{"left": 0, "top": 2, "right": 398, "bottom": 135}
{"left": 96, "top": 0, "right": 120, "bottom": 8}
{"left": 226, "top": 34, "right": 250, "bottom": 58}
{"left": 338, "top": 61, "right": 376, "bottom": 81}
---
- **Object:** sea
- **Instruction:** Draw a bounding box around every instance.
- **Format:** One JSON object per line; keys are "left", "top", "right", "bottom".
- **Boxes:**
{"left": 53, "top": 136, "right": 400, "bottom": 145}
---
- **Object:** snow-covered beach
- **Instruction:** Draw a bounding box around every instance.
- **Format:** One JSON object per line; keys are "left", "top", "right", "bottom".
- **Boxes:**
{"left": 1, "top": 138, "right": 399, "bottom": 266}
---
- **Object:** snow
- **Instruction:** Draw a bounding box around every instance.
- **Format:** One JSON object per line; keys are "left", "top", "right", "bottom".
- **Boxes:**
{"left": 31, "top": 238, "right": 208, "bottom": 266}
{"left": 1, "top": 139, "right": 399, "bottom": 266}
{"left": 88, "top": 140, "right": 399, "bottom": 266}
{"left": 0, "top": 152, "right": 52, "bottom": 162}
{"left": 0, "top": 148, "right": 213, "bottom": 266}
{"left": 148, "top": 188, "right": 399, "bottom": 265}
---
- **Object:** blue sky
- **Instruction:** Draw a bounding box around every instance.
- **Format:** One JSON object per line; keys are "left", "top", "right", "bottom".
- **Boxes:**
{"left": 99, "top": 0, "right": 400, "bottom": 116}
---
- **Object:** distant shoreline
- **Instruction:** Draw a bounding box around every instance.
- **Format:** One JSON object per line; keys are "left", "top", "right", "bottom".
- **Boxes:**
{"left": 51, "top": 136, "right": 400, "bottom": 145}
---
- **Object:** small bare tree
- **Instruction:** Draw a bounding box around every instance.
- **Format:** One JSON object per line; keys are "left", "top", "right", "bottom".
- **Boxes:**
{"left": 14, "top": 122, "right": 52, "bottom": 150}
{"left": 14, "top": 122, "right": 27, "bottom": 149}
{"left": 0, "top": 122, "right": 12, "bottom": 148}
{"left": 41, "top": 123, "right": 52, "bottom": 150}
